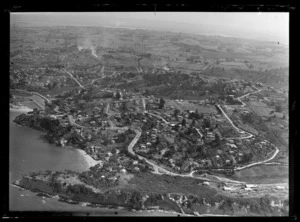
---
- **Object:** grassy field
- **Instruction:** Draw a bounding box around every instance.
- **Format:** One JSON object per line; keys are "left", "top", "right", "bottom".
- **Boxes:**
{"left": 170, "top": 62, "right": 207, "bottom": 71}
{"left": 233, "top": 165, "right": 288, "bottom": 184}
{"left": 21, "top": 100, "right": 42, "bottom": 110}
{"left": 219, "top": 62, "right": 248, "bottom": 70}
{"left": 126, "top": 173, "right": 217, "bottom": 197}
{"left": 247, "top": 101, "right": 273, "bottom": 117}
{"left": 10, "top": 89, "right": 32, "bottom": 97}
{"left": 166, "top": 100, "right": 216, "bottom": 114}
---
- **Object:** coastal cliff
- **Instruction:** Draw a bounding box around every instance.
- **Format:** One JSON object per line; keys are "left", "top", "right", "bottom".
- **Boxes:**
{"left": 13, "top": 113, "right": 61, "bottom": 132}
{"left": 15, "top": 171, "right": 288, "bottom": 216}
{"left": 13, "top": 113, "right": 75, "bottom": 146}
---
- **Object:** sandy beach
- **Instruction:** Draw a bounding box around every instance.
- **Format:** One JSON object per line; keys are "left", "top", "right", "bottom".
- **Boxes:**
{"left": 10, "top": 105, "right": 33, "bottom": 113}
{"left": 76, "top": 149, "right": 103, "bottom": 169}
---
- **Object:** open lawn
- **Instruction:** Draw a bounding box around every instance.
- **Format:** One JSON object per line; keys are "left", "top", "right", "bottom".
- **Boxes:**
{"left": 247, "top": 101, "right": 273, "bottom": 117}
{"left": 234, "top": 165, "right": 288, "bottom": 184}
{"left": 166, "top": 100, "right": 216, "bottom": 114}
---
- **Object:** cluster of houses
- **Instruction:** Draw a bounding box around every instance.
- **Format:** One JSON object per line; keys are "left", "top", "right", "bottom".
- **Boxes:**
{"left": 11, "top": 67, "right": 69, "bottom": 90}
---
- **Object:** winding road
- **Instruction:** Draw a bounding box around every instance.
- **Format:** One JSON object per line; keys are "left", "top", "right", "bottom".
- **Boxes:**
{"left": 136, "top": 87, "right": 280, "bottom": 175}
{"left": 62, "top": 69, "right": 86, "bottom": 89}
{"left": 28, "top": 84, "right": 280, "bottom": 184}
{"left": 67, "top": 115, "right": 85, "bottom": 128}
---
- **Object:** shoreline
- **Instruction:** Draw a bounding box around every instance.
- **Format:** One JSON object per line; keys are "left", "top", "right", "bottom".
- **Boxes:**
{"left": 10, "top": 109, "right": 102, "bottom": 171}
{"left": 76, "top": 149, "right": 103, "bottom": 169}
{"left": 10, "top": 183, "right": 191, "bottom": 216}
{"left": 10, "top": 105, "right": 33, "bottom": 113}
{"left": 11, "top": 182, "right": 232, "bottom": 217}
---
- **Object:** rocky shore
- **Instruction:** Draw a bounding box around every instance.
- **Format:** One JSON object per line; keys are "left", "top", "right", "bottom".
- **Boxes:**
{"left": 13, "top": 171, "right": 288, "bottom": 216}
{"left": 13, "top": 113, "right": 61, "bottom": 133}
{"left": 13, "top": 113, "right": 81, "bottom": 148}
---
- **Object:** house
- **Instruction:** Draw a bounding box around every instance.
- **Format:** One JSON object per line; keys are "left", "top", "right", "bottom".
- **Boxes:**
{"left": 226, "top": 143, "right": 237, "bottom": 149}
{"left": 169, "top": 159, "right": 175, "bottom": 164}
{"left": 261, "top": 141, "right": 267, "bottom": 145}
{"left": 108, "top": 176, "right": 118, "bottom": 182}
{"left": 244, "top": 187, "right": 252, "bottom": 191}
{"left": 223, "top": 186, "right": 235, "bottom": 191}
{"left": 202, "top": 181, "right": 210, "bottom": 186}
{"left": 227, "top": 139, "right": 234, "bottom": 144}
{"left": 133, "top": 161, "right": 138, "bottom": 165}
{"left": 245, "top": 184, "right": 257, "bottom": 188}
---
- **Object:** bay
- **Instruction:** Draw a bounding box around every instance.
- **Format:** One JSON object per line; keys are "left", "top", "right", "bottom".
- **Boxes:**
{"left": 9, "top": 111, "right": 179, "bottom": 216}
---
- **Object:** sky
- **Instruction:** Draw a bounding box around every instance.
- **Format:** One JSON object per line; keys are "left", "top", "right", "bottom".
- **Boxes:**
{"left": 11, "top": 12, "right": 289, "bottom": 44}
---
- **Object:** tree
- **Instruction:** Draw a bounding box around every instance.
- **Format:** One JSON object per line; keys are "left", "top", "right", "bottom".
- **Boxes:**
{"left": 145, "top": 102, "right": 150, "bottom": 111}
{"left": 203, "top": 118, "right": 211, "bottom": 128}
{"left": 33, "top": 107, "right": 39, "bottom": 115}
{"left": 144, "top": 89, "right": 150, "bottom": 96}
{"left": 163, "top": 149, "right": 173, "bottom": 158}
{"left": 214, "top": 132, "right": 221, "bottom": 145}
{"left": 174, "top": 109, "right": 180, "bottom": 121}
{"left": 115, "top": 91, "right": 121, "bottom": 100}
{"left": 121, "top": 102, "right": 128, "bottom": 112}
{"left": 275, "top": 104, "right": 283, "bottom": 113}
{"left": 199, "top": 113, "right": 204, "bottom": 119}
{"left": 130, "top": 191, "right": 143, "bottom": 209}
{"left": 195, "top": 109, "right": 201, "bottom": 119}
{"left": 159, "top": 97, "right": 165, "bottom": 109}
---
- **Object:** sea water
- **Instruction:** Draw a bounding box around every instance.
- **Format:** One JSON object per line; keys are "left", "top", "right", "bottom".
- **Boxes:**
{"left": 9, "top": 111, "right": 179, "bottom": 216}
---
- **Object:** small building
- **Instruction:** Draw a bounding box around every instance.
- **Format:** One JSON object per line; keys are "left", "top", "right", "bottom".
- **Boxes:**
{"left": 202, "top": 181, "right": 210, "bottom": 186}
{"left": 245, "top": 184, "right": 258, "bottom": 188}
{"left": 223, "top": 186, "right": 235, "bottom": 191}
{"left": 227, "top": 139, "right": 234, "bottom": 144}
{"left": 133, "top": 161, "right": 139, "bottom": 165}
{"left": 226, "top": 143, "right": 237, "bottom": 149}
{"left": 244, "top": 187, "right": 252, "bottom": 191}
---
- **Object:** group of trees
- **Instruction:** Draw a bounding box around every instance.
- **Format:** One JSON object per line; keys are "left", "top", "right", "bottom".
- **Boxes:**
{"left": 203, "top": 117, "right": 212, "bottom": 129}
{"left": 44, "top": 100, "right": 56, "bottom": 113}
{"left": 129, "top": 190, "right": 143, "bottom": 209}
{"left": 120, "top": 102, "right": 128, "bottom": 113}
{"left": 188, "top": 109, "right": 204, "bottom": 120}
{"left": 238, "top": 152, "right": 253, "bottom": 164}
{"left": 115, "top": 91, "right": 122, "bottom": 100}
{"left": 241, "top": 112, "right": 268, "bottom": 132}
{"left": 45, "top": 81, "right": 58, "bottom": 90}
